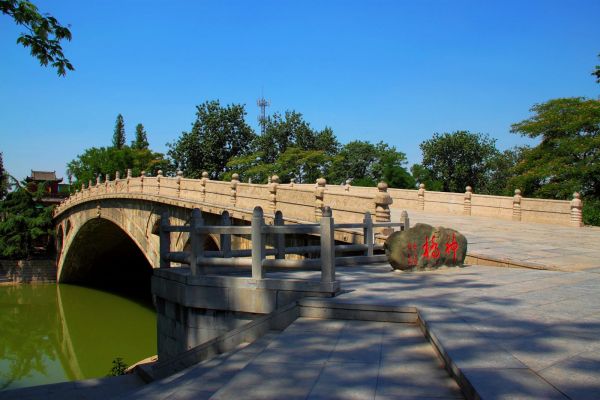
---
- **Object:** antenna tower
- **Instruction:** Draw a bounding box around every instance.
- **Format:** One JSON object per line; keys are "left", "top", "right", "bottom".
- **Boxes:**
{"left": 257, "top": 95, "right": 270, "bottom": 134}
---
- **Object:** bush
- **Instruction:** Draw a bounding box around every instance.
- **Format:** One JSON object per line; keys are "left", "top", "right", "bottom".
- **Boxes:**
{"left": 583, "top": 198, "right": 600, "bottom": 226}
{"left": 108, "top": 357, "right": 128, "bottom": 376}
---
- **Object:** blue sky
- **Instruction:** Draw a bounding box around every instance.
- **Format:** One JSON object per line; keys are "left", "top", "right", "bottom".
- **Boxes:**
{"left": 1, "top": 0, "right": 599, "bottom": 182}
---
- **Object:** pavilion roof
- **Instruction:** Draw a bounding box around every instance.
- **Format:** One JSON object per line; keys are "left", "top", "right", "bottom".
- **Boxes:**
{"left": 27, "top": 170, "right": 63, "bottom": 182}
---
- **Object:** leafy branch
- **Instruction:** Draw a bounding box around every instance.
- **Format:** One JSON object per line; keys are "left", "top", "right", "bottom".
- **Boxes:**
{"left": 1, "top": 0, "right": 74, "bottom": 76}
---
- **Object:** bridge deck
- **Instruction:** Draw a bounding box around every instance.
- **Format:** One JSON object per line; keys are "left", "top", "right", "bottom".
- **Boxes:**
{"left": 393, "top": 209, "right": 600, "bottom": 272}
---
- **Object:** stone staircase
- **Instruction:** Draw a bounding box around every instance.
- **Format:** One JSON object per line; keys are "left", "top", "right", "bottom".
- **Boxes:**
{"left": 117, "top": 332, "right": 281, "bottom": 400}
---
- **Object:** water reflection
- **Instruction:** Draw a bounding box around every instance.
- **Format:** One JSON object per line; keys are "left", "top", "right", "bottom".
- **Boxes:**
{"left": 0, "top": 284, "right": 156, "bottom": 390}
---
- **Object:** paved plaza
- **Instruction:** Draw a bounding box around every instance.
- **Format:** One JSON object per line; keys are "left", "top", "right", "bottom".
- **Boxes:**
{"left": 4, "top": 213, "right": 600, "bottom": 399}
{"left": 398, "top": 209, "right": 600, "bottom": 272}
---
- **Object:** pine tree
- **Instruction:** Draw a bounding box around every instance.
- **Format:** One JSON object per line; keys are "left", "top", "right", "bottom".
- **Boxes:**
{"left": 0, "top": 151, "right": 8, "bottom": 199}
{"left": 113, "top": 114, "right": 126, "bottom": 149}
{"left": 132, "top": 123, "right": 149, "bottom": 150}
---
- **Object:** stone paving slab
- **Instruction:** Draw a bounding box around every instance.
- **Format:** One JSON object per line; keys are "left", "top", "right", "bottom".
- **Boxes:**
{"left": 210, "top": 318, "right": 462, "bottom": 400}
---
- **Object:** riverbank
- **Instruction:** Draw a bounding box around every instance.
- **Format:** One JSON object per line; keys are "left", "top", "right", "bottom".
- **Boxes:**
{"left": 0, "top": 259, "right": 56, "bottom": 285}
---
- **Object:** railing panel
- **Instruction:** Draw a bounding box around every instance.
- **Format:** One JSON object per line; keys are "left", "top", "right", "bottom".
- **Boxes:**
{"left": 471, "top": 194, "right": 513, "bottom": 219}
{"left": 521, "top": 198, "right": 570, "bottom": 224}
{"left": 423, "top": 191, "right": 464, "bottom": 214}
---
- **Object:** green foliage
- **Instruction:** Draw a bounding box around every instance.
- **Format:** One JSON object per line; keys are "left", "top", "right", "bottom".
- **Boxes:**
{"left": 113, "top": 114, "right": 126, "bottom": 149}
{"left": 67, "top": 146, "right": 169, "bottom": 187}
{"left": 167, "top": 100, "right": 255, "bottom": 179}
{"left": 108, "top": 357, "right": 128, "bottom": 376}
{"left": 509, "top": 98, "right": 600, "bottom": 200}
{"left": 1, "top": 0, "right": 74, "bottom": 76}
{"left": 327, "top": 141, "right": 414, "bottom": 188}
{"left": 410, "top": 163, "right": 443, "bottom": 191}
{"left": 132, "top": 123, "right": 149, "bottom": 150}
{"left": 227, "top": 111, "right": 339, "bottom": 183}
{"left": 252, "top": 111, "right": 339, "bottom": 165}
{"left": 583, "top": 198, "right": 600, "bottom": 226}
{"left": 484, "top": 148, "right": 523, "bottom": 196}
{"left": 0, "top": 183, "right": 54, "bottom": 259}
{"left": 414, "top": 131, "right": 503, "bottom": 193}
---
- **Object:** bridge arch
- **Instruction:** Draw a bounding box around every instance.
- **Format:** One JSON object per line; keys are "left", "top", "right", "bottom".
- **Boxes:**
{"left": 56, "top": 224, "right": 64, "bottom": 256}
{"left": 54, "top": 198, "right": 235, "bottom": 285}
{"left": 59, "top": 217, "right": 154, "bottom": 297}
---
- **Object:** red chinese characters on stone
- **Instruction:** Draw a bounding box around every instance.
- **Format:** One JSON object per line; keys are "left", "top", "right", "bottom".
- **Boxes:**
{"left": 422, "top": 235, "right": 440, "bottom": 259}
{"left": 406, "top": 242, "right": 418, "bottom": 266}
{"left": 445, "top": 233, "right": 459, "bottom": 262}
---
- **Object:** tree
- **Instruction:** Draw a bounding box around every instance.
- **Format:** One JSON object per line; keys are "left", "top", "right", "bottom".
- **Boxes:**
{"left": 413, "top": 131, "right": 501, "bottom": 193}
{"left": 253, "top": 111, "right": 339, "bottom": 164}
{"left": 0, "top": 182, "right": 54, "bottom": 259}
{"left": 509, "top": 97, "right": 600, "bottom": 201}
{"left": 0, "top": 152, "right": 8, "bottom": 199}
{"left": 1, "top": 0, "right": 74, "bottom": 76}
{"left": 227, "top": 110, "right": 339, "bottom": 183}
{"left": 112, "top": 114, "right": 126, "bottom": 149}
{"left": 328, "top": 141, "right": 414, "bottom": 188}
{"left": 132, "top": 123, "right": 149, "bottom": 150}
{"left": 67, "top": 146, "right": 169, "bottom": 188}
{"left": 167, "top": 100, "right": 256, "bottom": 179}
{"left": 593, "top": 53, "right": 600, "bottom": 84}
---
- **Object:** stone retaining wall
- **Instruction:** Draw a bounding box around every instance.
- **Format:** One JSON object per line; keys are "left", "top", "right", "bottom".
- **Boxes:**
{"left": 0, "top": 259, "right": 57, "bottom": 284}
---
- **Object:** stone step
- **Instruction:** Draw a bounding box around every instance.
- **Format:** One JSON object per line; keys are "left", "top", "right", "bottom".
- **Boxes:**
{"left": 209, "top": 317, "right": 464, "bottom": 400}
{"left": 116, "top": 331, "right": 280, "bottom": 400}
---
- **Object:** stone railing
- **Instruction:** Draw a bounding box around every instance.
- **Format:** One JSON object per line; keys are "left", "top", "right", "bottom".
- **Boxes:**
{"left": 304, "top": 182, "right": 583, "bottom": 227}
{"left": 53, "top": 171, "right": 398, "bottom": 228}
{"left": 160, "top": 206, "right": 406, "bottom": 282}
{"left": 55, "top": 170, "right": 583, "bottom": 227}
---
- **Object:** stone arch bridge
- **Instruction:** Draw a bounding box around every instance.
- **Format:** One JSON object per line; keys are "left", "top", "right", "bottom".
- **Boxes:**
{"left": 53, "top": 169, "right": 582, "bottom": 285}
{"left": 53, "top": 172, "right": 396, "bottom": 284}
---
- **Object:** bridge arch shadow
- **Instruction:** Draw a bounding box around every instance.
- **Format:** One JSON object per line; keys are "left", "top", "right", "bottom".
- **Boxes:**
{"left": 59, "top": 218, "right": 153, "bottom": 300}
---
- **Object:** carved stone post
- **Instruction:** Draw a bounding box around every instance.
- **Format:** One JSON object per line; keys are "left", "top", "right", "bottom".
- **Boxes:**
{"left": 345, "top": 179, "right": 351, "bottom": 192}
{"left": 230, "top": 173, "right": 239, "bottom": 206}
{"left": 289, "top": 178, "right": 295, "bottom": 188}
{"left": 96, "top": 174, "right": 101, "bottom": 187}
{"left": 220, "top": 211, "right": 232, "bottom": 258}
{"left": 363, "top": 212, "right": 374, "bottom": 256}
{"left": 157, "top": 170, "right": 163, "bottom": 195}
{"left": 114, "top": 171, "right": 120, "bottom": 193}
{"left": 512, "top": 189, "right": 522, "bottom": 221}
{"left": 315, "top": 178, "right": 327, "bottom": 221}
{"left": 251, "top": 206, "right": 265, "bottom": 280}
{"left": 189, "top": 208, "right": 205, "bottom": 276}
{"left": 400, "top": 210, "right": 410, "bottom": 230}
{"left": 105, "top": 174, "right": 110, "bottom": 193}
{"left": 274, "top": 210, "right": 285, "bottom": 260}
{"left": 464, "top": 186, "right": 472, "bottom": 216}
{"left": 320, "top": 207, "right": 336, "bottom": 285}
{"left": 374, "top": 181, "right": 393, "bottom": 236}
{"left": 140, "top": 171, "right": 145, "bottom": 193}
{"left": 268, "top": 175, "right": 279, "bottom": 213}
{"left": 176, "top": 170, "right": 183, "bottom": 197}
{"left": 417, "top": 183, "right": 425, "bottom": 210}
{"left": 88, "top": 180, "right": 93, "bottom": 196}
{"left": 126, "top": 169, "right": 132, "bottom": 192}
{"left": 571, "top": 192, "right": 583, "bottom": 227}
{"left": 200, "top": 171, "right": 209, "bottom": 202}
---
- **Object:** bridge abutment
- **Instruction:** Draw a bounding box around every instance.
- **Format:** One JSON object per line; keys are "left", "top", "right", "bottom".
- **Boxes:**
{"left": 152, "top": 267, "right": 338, "bottom": 361}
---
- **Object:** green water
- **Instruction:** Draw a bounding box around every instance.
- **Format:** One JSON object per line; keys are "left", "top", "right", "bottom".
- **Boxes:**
{"left": 0, "top": 284, "right": 156, "bottom": 391}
